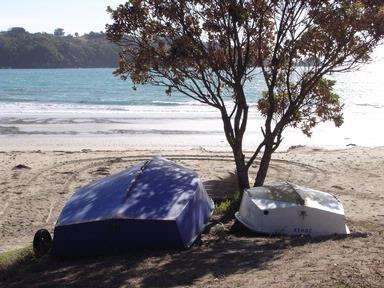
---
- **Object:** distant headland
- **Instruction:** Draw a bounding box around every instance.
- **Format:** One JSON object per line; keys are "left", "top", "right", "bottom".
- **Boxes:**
{"left": 0, "top": 27, "right": 119, "bottom": 68}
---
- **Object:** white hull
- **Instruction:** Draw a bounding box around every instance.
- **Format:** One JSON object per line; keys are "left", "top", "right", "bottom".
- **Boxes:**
{"left": 236, "top": 182, "right": 349, "bottom": 236}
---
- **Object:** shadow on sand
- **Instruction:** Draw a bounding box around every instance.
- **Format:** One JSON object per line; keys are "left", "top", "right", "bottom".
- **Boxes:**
{"left": 0, "top": 173, "right": 366, "bottom": 288}
{"left": 1, "top": 228, "right": 367, "bottom": 288}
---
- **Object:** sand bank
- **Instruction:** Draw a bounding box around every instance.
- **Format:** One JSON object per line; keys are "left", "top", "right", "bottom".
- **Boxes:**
{"left": 0, "top": 143, "right": 383, "bottom": 287}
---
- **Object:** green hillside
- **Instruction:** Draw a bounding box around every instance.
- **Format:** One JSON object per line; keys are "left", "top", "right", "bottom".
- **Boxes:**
{"left": 0, "top": 28, "right": 119, "bottom": 68}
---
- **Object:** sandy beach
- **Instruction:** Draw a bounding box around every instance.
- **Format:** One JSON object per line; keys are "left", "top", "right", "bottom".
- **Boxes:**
{"left": 1, "top": 1, "right": 383, "bottom": 286}
{"left": 1, "top": 62, "right": 383, "bottom": 287}
{"left": 1, "top": 140, "right": 383, "bottom": 287}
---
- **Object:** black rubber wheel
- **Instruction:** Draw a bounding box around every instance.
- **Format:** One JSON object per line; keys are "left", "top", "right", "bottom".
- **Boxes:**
{"left": 33, "top": 229, "right": 52, "bottom": 257}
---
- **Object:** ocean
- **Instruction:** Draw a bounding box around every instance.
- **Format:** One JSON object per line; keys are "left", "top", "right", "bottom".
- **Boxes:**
{"left": 0, "top": 67, "right": 268, "bottom": 110}
{"left": 0, "top": 50, "right": 383, "bottom": 150}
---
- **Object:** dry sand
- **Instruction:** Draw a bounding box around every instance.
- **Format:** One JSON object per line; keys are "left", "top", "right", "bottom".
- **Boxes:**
{"left": 0, "top": 145, "right": 383, "bottom": 287}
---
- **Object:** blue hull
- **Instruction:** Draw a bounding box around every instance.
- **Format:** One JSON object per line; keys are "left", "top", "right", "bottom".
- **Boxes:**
{"left": 50, "top": 157, "right": 214, "bottom": 256}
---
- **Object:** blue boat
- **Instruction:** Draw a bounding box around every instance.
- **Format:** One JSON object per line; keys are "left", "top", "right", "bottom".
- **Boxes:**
{"left": 47, "top": 157, "right": 214, "bottom": 256}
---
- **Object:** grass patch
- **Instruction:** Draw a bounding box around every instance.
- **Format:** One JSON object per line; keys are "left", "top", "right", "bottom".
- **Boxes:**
{"left": 0, "top": 246, "right": 33, "bottom": 264}
{"left": 215, "top": 190, "right": 242, "bottom": 215}
{"left": 215, "top": 199, "right": 233, "bottom": 214}
{"left": 0, "top": 246, "right": 36, "bottom": 280}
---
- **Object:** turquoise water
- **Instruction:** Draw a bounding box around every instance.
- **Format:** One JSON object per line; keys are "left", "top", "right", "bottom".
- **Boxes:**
{"left": 0, "top": 68, "right": 264, "bottom": 106}
{"left": 1, "top": 66, "right": 382, "bottom": 110}
{"left": 0, "top": 62, "right": 383, "bottom": 147}
{"left": 1, "top": 65, "right": 383, "bottom": 116}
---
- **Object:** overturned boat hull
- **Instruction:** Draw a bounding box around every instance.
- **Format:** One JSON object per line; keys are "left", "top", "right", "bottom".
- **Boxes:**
{"left": 50, "top": 157, "right": 214, "bottom": 256}
{"left": 235, "top": 182, "right": 349, "bottom": 236}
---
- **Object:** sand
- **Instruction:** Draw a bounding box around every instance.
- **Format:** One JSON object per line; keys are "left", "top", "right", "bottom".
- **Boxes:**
{"left": 0, "top": 144, "right": 383, "bottom": 287}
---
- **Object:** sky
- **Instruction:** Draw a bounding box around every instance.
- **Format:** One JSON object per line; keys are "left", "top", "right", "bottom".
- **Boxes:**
{"left": 0, "top": 0, "right": 125, "bottom": 35}
{"left": 0, "top": 0, "right": 383, "bottom": 60}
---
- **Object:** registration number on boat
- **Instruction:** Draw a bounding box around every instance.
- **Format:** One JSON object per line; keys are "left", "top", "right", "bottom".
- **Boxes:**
{"left": 293, "top": 228, "right": 312, "bottom": 234}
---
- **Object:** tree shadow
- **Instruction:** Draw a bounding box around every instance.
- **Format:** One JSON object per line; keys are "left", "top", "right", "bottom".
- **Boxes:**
{"left": 1, "top": 170, "right": 366, "bottom": 287}
{"left": 1, "top": 220, "right": 369, "bottom": 288}
{"left": 0, "top": 238, "right": 282, "bottom": 287}
{"left": 203, "top": 171, "right": 238, "bottom": 202}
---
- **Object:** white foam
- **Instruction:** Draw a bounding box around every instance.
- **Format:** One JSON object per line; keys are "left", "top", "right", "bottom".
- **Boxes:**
{"left": 1, "top": 45, "right": 383, "bottom": 149}
{"left": 0, "top": 101, "right": 218, "bottom": 118}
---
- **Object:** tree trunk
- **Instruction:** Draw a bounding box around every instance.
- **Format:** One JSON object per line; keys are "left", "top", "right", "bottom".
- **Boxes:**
{"left": 232, "top": 148, "right": 250, "bottom": 192}
{"left": 219, "top": 108, "right": 250, "bottom": 193}
{"left": 254, "top": 144, "right": 273, "bottom": 187}
{"left": 217, "top": 120, "right": 249, "bottom": 222}
{"left": 235, "top": 158, "right": 250, "bottom": 191}
{"left": 219, "top": 149, "right": 249, "bottom": 223}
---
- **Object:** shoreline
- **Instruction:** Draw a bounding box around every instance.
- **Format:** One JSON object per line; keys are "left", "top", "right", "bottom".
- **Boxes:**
{"left": 0, "top": 134, "right": 367, "bottom": 152}
{"left": 2, "top": 93, "right": 384, "bottom": 150}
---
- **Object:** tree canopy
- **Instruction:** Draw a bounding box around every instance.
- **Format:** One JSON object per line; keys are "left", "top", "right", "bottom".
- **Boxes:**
{"left": 54, "top": 28, "right": 65, "bottom": 37}
{"left": 0, "top": 28, "right": 120, "bottom": 68}
{"left": 107, "top": 0, "right": 384, "bottom": 194}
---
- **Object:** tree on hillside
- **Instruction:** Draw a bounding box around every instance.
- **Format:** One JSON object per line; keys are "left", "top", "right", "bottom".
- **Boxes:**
{"left": 106, "top": 1, "right": 383, "bottom": 195}
{"left": 8, "top": 27, "right": 27, "bottom": 34}
{"left": 54, "top": 28, "right": 65, "bottom": 36}
{"left": 0, "top": 30, "right": 119, "bottom": 68}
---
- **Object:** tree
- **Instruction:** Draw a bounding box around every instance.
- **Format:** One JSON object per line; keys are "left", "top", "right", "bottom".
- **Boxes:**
{"left": 0, "top": 30, "right": 119, "bottom": 68}
{"left": 54, "top": 28, "right": 65, "bottom": 36}
{"left": 106, "top": 1, "right": 383, "bottom": 195}
{"left": 8, "top": 27, "right": 27, "bottom": 34}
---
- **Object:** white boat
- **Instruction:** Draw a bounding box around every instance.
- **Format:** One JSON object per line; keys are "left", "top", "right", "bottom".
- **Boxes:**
{"left": 235, "top": 182, "right": 350, "bottom": 236}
